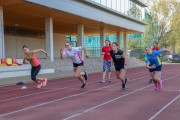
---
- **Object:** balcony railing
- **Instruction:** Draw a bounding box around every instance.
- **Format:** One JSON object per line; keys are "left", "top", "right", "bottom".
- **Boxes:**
{"left": 89, "top": 0, "right": 146, "bottom": 21}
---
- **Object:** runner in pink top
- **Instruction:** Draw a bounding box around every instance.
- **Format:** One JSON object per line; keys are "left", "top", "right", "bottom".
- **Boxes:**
{"left": 60, "top": 41, "right": 89, "bottom": 88}
{"left": 23, "top": 45, "right": 49, "bottom": 89}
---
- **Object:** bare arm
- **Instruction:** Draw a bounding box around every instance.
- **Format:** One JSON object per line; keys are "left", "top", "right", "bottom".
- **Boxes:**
{"left": 146, "top": 64, "right": 156, "bottom": 69}
{"left": 101, "top": 47, "right": 105, "bottom": 55}
{"left": 162, "top": 48, "right": 170, "bottom": 53}
{"left": 101, "top": 52, "right": 105, "bottom": 55}
{"left": 60, "top": 49, "right": 66, "bottom": 59}
{"left": 122, "top": 53, "right": 127, "bottom": 66}
{"left": 82, "top": 47, "right": 89, "bottom": 58}
{"left": 32, "top": 49, "right": 49, "bottom": 57}
{"left": 23, "top": 55, "right": 27, "bottom": 64}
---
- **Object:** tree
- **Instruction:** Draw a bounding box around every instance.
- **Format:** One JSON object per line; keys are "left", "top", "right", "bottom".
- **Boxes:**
{"left": 143, "top": 0, "right": 180, "bottom": 53}
{"left": 128, "top": 39, "right": 143, "bottom": 50}
{"left": 128, "top": 2, "right": 142, "bottom": 20}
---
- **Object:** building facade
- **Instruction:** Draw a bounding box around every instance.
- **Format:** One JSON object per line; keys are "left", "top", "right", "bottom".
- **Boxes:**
{"left": 0, "top": 0, "right": 147, "bottom": 61}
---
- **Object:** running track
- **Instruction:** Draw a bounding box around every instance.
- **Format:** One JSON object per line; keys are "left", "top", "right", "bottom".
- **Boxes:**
{"left": 0, "top": 64, "right": 179, "bottom": 120}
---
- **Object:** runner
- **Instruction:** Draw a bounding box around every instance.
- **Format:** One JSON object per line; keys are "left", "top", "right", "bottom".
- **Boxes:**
{"left": 23, "top": 45, "right": 49, "bottom": 89}
{"left": 60, "top": 41, "right": 89, "bottom": 88}
{"left": 145, "top": 46, "right": 170, "bottom": 90}
{"left": 100, "top": 40, "right": 112, "bottom": 83}
{"left": 109, "top": 42, "right": 128, "bottom": 90}
{"left": 149, "top": 41, "right": 161, "bottom": 83}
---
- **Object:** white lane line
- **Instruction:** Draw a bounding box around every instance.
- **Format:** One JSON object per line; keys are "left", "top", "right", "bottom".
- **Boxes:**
{"left": 0, "top": 70, "right": 144, "bottom": 93}
{"left": 63, "top": 74, "right": 180, "bottom": 120}
{"left": 0, "top": 74, "right": 102, "bottom": 93}
{"left": 0, "top": 68, "right": 175, "bottom": 92}
{"left": 1, "top": 68, "right": 177, "bottom": 99}
{"left": 0, "top": 75, "right": 149, "bottom": 117}
{"left": 0, "top": 72, "right": 151, "bottom": 102}
{"left": 149, "top": 94, "right": 180, "bottom": 120}
{"left": 0, "top": 69, "right": 178, "bottom": 117}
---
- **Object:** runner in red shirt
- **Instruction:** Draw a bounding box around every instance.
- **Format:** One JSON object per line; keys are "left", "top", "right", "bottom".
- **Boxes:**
{"left": 100, "top": 40, "right": 112, "bottom": 83}
{"left": 152, "top": 41, "right": 160, "bottom": 51}
{"left": 149, "top": 41, "right": 161, "bottom": 83}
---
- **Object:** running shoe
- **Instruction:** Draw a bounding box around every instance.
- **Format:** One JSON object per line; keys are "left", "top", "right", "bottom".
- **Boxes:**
{"left": 84, "top": 71, "right": 88, "bottom": 80}
{"left": 122, "top": 83, "right": 125, "bottom": 90}
{"left": 37, "top": 82, "right": 43, "bottom": 89}
{"left": 81, "top": 83, "right": 87, "bottom": 88}
{"left": 100, "top": 80, "right": 106, "bottom": 83}
{"left": 42, "top": 78, "right": 47, "bottom": 87}
{"left": 155, "top": 83, "right": 158, "bottom": 90}
{"left": 158, "top": 80, "right": 163, "bottom": 89}
{"left": 108, "top": 79, "right": 112, "bottom": 83}
{"left": 125, "top": 78, "right": 128, "bottom": 85}
{"left": 149, "top": 79, "right": 153, "bottom": 83}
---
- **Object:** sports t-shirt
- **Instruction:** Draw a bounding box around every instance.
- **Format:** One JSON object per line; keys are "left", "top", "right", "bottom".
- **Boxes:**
{"left": 145, "top": 50, "right": 163, "bottom": 67}
{"left": 152, "top": 47, "right": 160, "bottom": 51}
{"left": 102, "top": 46, "right": 112, "bottom": 60}
{"left": 63, "top": 47, "right": 83, "bottom": 64}
{"left": 109, "top": 49, "right": 125, "bottom": 68}
{"left": 26, "top": 52, "right": 40, "bottom": 67}
{"left": 152, "top": 46, "right": 161, "bottom": 57}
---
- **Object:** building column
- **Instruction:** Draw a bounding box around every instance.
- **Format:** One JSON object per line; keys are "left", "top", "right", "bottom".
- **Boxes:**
{"left": 100, "top": 28, "right": 105, "bottom": 48}
{"left": 0, "top": 6, "right": 5, "bottom": 58}
{"left": 45, "top": 17, "right": 54, "bottom": 61}
{"left": 77, "top": 24, "right": 84, "bottom": 58}
{"left": 123, "top": 34, "right": 128, "bottom": 57}
{"left": 116, "top": 32, "right": 120, "bottom": 47}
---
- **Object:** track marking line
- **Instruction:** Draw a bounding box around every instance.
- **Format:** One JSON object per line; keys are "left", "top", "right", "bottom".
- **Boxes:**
{"left": 0, "top": 68, "right": 179, "bottom": 118}
{"left": 149, "top": 94, "right": 180, "bottom": 120}
{"left": 0, "top": 75, "right": 150, "bottom": 102}
{"left": 0, "top": 75, "right": 151, "bottom": 117}
{"left": 63, "top": 74, "right": 180, "bottom": 120}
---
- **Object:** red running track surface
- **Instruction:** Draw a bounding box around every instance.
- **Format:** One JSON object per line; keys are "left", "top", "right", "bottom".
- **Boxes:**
{"left": 0, "top": 64, "right": 180, "bottom": 120}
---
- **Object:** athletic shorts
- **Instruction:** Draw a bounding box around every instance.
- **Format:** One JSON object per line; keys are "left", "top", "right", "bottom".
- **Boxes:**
{"left": 149, "top": 65, "right": 162, "bottom": 72}
{"left": 103, "top": 60, "right": 111, "bottom": 72}
{"left": 73, "top": 62, "right": 84, "bottom": 68}
{"left": 115, "top": 66, "right": 125, "bottom": 71}
{"left": 31, "top": 65, "right": 41, "bottom": 81}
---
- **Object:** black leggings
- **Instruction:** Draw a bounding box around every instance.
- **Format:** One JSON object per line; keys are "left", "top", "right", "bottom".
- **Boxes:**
{"left": 31, "top": 65, "right": 41, "bottom": 81}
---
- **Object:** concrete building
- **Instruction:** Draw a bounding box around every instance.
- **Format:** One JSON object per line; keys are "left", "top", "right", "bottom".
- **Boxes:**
{"left": 0, "top": 0, "right": 147, "bottom": 61}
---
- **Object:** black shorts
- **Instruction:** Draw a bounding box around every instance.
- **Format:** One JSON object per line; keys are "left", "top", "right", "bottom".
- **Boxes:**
{"left": 31, "top": 65, "right": 41, "bottom": 81}
{"left": 149, "top": 65, "right": 162, "bottom": 72}
{"left": 73, "top": 62, "right": 84, "bottom": 68}
{"left": 115, "top": 66, "right": 125, "bottom": 71}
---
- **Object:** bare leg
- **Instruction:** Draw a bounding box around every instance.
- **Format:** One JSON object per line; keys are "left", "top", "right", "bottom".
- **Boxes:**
{"left": 103, "top": 71, "right": 106, "bottom": 80}
{"left": 116, "top": 69, "right": 126, "bottom": 83}
{"left": 108, "top": 72, "right": 111, "bottom": 80}
{"left": 116, "top": 69, "right": 127, "bottom": 90}
{"left": 74, "top": 67, "right": 86, "bottom": 84}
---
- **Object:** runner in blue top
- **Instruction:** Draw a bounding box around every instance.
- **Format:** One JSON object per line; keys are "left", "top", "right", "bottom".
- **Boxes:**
{"left": 145, "top": 46, "right": 170, "bottom": 90}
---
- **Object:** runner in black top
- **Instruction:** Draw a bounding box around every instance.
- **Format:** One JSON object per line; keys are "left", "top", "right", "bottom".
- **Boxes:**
{"left": 109, "top": 42, "right": 128, "bottom": 90}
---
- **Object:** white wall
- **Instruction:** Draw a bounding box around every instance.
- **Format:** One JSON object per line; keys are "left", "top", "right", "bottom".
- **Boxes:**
{"left": 4, "top": 33, "right": 66, "bottom": 59}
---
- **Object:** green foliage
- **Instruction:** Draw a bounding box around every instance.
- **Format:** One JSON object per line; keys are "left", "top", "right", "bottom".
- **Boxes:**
{"left": 143, "top": 0, "right": 180, "bottom": 53}
{"left": 128, "top": 39, "right": 144, "bottom": 50}
{"left": 128, "top": 3, "right": 142, "bottom": 19}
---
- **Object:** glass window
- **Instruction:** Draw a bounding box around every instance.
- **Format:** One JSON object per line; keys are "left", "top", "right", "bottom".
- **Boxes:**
{"left": 66, "top": 36, "right": 77, "bottom": 47}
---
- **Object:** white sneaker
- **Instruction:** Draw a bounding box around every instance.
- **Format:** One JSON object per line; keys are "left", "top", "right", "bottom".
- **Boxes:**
{"left": 42, "top": 78, "right": 47, "bottom": 86}
{"left": 100, "top": 80, "right": 106, "bottom": 83}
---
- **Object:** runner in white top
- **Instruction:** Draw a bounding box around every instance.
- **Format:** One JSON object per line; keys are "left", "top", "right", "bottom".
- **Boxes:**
{"left": 63, "top": 47, "right": 83, "bottom": 64}
{"left": 60, "top": 41, "right": 89, "bottom": 88}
